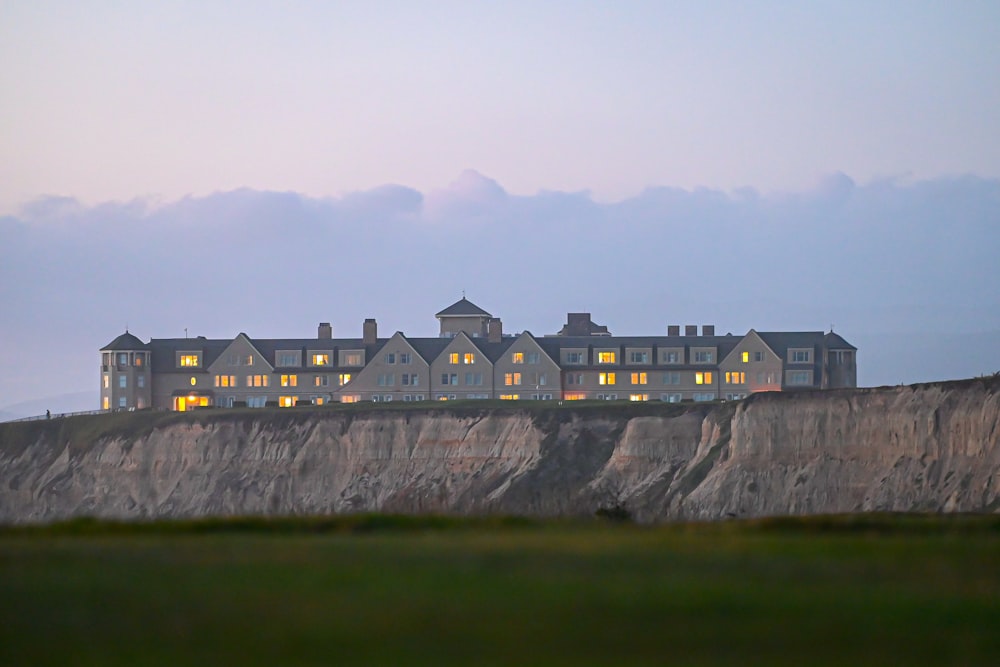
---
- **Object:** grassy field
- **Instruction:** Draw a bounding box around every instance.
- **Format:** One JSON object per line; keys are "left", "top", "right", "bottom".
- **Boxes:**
{"left": 1, "top": 515, "right": 998, "bottom": 666}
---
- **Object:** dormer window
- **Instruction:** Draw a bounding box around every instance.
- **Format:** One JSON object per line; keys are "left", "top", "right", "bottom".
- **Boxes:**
{"left": 179, "top": 354, "right": 200, "bottom": 367}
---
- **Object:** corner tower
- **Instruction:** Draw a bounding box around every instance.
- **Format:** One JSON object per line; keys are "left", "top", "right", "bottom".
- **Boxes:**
{"left": 435, "top": 297, "right": 493, "bottom": 338}
{"left": 100, "top": 332, "right": 152, "bottom": 411}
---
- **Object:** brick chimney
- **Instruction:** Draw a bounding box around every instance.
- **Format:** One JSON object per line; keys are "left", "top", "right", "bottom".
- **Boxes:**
{"left": 318, "top": 322, "right": 332, "bottom": 339}
{"left": 685, "top": 325, "right": 698, "bottom": 336}
{"left": 668, "top": 325, "right": 680, "bottom": 336}
{"left": 488, "top": 317, "right": 503, "bottom": 343}
{"left": 702, "top": 325, "right": 715, "bottom": 336}
{"left": 363, "top": 318, "right": 377, "bottom": 346}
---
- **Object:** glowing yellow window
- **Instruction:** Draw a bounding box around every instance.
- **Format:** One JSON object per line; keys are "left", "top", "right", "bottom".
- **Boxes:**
{"left": 500, "top": 394, "right": 520, "bottom": 400}
{"left": 512, "top": 352, "right": 524, "bottom": 364}
{"left": 190, "top": 377, "right": 197, "bottom": 386}
{"left": 695, "top": 372, "right": 714, "bottom": 385}
{"left": 631, "top": 372, "right": 647, "bottom": 385}
{"left": 180, "top": 355, "right": 199, "bottom": 367}
{"left": 102, "top": 396, "right": 109, "bottom": 410}
{"left": 315, "top": 397, "right": 324, "bottom": 406}
{"left": 281, "top": 374, "right": 298, "bottom": 387}
{"left": 564, "top": 393, "right": 586, "bottom": 401}
{"left": 341, "top": 395, "right": 359, "bottom": 404}
{"left": 742, "top": 351, "right": 750, "bottom": 363}
{"left": 725, "top": 372, "right": 746, "bottom": 384}
{"left": 597, "top": 352, "right": 616, "bottom": 364}
{"left": 339, "top": 373, "right": 352, "bottom": 386}
{"left": 312, "top": 354, "right": 329, "bottom": 366}
{"left": 629, "top": 394, "right": 649, "bottom": 402}
{"left": 279, "top": 396, "right": 296, "bottom": 407}
{"left": 505, "top": 372, "right": 522, "bottom": 386}
{"left": 449, "top": 353, "right": 459, "bottom": 364}
{"left": 599, "top": 372, "right": 616, "bottom": 385}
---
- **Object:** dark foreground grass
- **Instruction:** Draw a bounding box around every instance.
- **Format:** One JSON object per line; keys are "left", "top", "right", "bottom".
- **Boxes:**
{"left": 1, "top": 515, "right": 998, "bottom": 666}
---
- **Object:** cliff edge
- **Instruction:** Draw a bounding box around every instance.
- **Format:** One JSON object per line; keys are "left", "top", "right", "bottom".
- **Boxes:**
{"left": 1, "top": 377, "right": 998, "bottom": 523}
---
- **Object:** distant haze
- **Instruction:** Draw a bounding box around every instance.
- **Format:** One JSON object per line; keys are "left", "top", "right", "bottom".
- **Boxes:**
{"left": 1, "top": 171, "right": 998, "bottom": 411}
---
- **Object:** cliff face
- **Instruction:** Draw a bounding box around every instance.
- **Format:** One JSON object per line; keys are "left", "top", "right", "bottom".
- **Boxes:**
{"left": 1, "top": 378, "right": 998, "bottom": 523}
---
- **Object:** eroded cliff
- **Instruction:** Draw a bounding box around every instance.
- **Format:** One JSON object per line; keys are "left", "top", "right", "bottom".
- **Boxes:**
{"left": 2, "top": 377, "right": 998, "bottom": 523}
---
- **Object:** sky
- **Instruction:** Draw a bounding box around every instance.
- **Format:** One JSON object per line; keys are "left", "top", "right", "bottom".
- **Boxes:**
{"left": 1, "top": 1, "right": 999, "bottom": 414}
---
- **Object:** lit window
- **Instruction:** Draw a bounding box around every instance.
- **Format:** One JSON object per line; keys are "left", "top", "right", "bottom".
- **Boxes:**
{"left": 246, "top": 374, "right": 270, "bottom": 388}
{"left": 103, "top": 375, "right": 109, "bottom": 388}
{"left": 281, "top": 375, "right": 298, "bottom": 387}
{"left": 725, "top": 372, "right": 746, "bottom": 385}
{"left": 215, "top": 375, "right": 236, "bottom": 388}
{"left": 504, "top": 372, "right": 522, "bottom": 386}
{"left": 629, "top": 394, "right": 649, "bottom": 402}
{"left": 279, "top": 396, "right": 297, "bottom": 408}
{"left": 449, "top": 353, "right": 459, "bottom": 364}
{"left": 339, "top": 373, "right": 352, "bottom": 386}
{"left": 134, "top": 355, "right": 144, "bottom": 367}
{"left": 597, "top": 351, "right": 616, "bottom": 364}
{"left": 742, "top": 351, "right": 749, "bottom": 363}
{"left": 341, "top": 395, "right": 360, "bottom": 404}
{"left": 500, "top": 394, "right": 520, "bottom": 400}
{"left": 631, "top": 372, "right": 647, "bottom": 385}
{"left": 512, "top": 352, "right": 524, "bottom": 364}
{"left": 180, "top": 354, "right": 199, "bottom": 367}
{"left": 564, "top": 393, "right": 586, "bottom": 401}
{"left": 312, "top": 354, "right": 330, "bottom": 366}
{"left": 599, "top": 372, "right": 616, "bottom": 385}
{"left": 190, "top": 377, "right": 197, "bottom": 386}
{"left": 315, "top": 376, "right": 329, "bottom": 387}
{"left": 103, "top": 396, "right": 110, "bottom": 410}
{"left": 464, "top": 353, "right": 475, "bottom": 364}
{"left": 695, "top": 372, "right": 713, "bottom": 385}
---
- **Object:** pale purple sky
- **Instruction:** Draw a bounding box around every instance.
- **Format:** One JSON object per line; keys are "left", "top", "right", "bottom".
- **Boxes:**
{"left": 2, "top": 1, "right": 998, "bottom": 213}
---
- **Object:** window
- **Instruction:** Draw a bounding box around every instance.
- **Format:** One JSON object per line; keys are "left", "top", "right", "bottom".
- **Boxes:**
{"left": 755, "top": 351, "right": 765, "bottom": 362}
{"left": 343, "top": 352, "right": 363, "bottom": 366}
{"left": 339, "top": 373, "right": 352, "bottom": 386}
{"left": 564, "top": 393, "right": 586, "bottom": 401}
{"left": 312, "top": 353, "right": 330, "bottom": 366}
{"left": 629, "top": 351, "right": 649, "bottom": 364}
{"left": 246, "top": 375, "right": 270, "bottom": 387}
{"left": 535, "top": 373, "right": 547, "bottom": 386}
{"left": 725, "top": 372, "right": 746, "bottom": 384}
{"left": 281, "top": 374, "right": 298, "bottom": 387}
{"left": 512, "top": 352, "right": 524, "bottom": 364}
{"left": 790, "top": 349, "right": 812, "bottom": 363}
{"left": 401, "top": 374, "right": 419, "bottom": 386}
{"left": 597, "top": 351, "right": 616, "bottom": 364}
{"left": 103, "top": 396, "right": 110, "bottom": 410}
{"left": 694, "top": 351, "right": 713, "bottom": 363}
{"left": 449, "top": 353, "right": 460, "bottom": 364}
{"left": 119, "top": 396, "right": 127, "bottom": 408}
{"left": 399, "top": 353, "right": 412, "bottom": 364}
{"left": 693, "top": 393, "right": 715, "bottom": 402}
{"left": 279, "top": 396, "right": 297, "bottom": 408}
{"left": 662, "top": 351, "right": 680, "bottom": 364}
{"left": 566, "top": 372, "right": 584, "bottom": 385}
{"left": 228, "top": 353, "right": 253, "bottom": 366}
{"left": 788, "top": 371, "right": 812, "bottom": 386}
{"left": 631, "top": 372, "right": 647, "bottom": 385}
{"left": 385, "top": 353, "right": 396, "bottom": 364}
{"left": 377, "top": 374, "right": 395, "bottom": 386}
{"left": 599, "top": 372, "right": 616, "bottom": 385}
{"left": 464, "top": 372, "right": 483, "bottom": 386}
{"left": 103, "top": 374, "right": 109, "bottom": 388}
{"left": 137, "top": 375, "right": 145, "bottom": 388}
{"left": 134, "top": 355, "right": 144, "bottom": 367}
{"left": 663, "top": 372, "right": 680, "bottom": 385}
{"left": 695, "top": 372, "right": 713, "bottom": 385}
{"left": 831, "top": 350, "right": 854, "bottom": 363}
{"left": 119, "top": 375, "right": 127, "bottom": 388}
{"left": 565, "top": 351, "right": 584, "bottom": 364}
{"left": 247, "top": 396, "right": 267, "bottom": 408}
{"left": 277, "top": 351, "right": 301, "bottom": 367}
{"left": 629, "top": 394, "right": 649, "bottom": 402}
{"left": 661, "top": 394, "right": 682, "bottom": 403}
{"left": 190, "top": 377, "right": 197, "bottom": 386}
{"left": 505, "top": 372, "right": 522, "bottom": 386}
{"left": 315, "top": 375, "right": 329, "bottom": 387}
{"left": 500, "top": 394, "right": 520, "bottom": 400}
{"left": 179, "top": 354, "right": 199, "bottom": 367}
{"left": 742, "top": 351, "right": 750, "bottom": 363}
{"left": 526, "top": 352, "right": 540, "bottom": 364}
{"left": 441, "top": 373, "right": 458, "bottom": 385}
{"left": 464, "top": 353, "right": 475, "bottom": 364}
{"left": 118, "top": 353, "right": 129, "bottom": 366}
{"left": 215, "top": 375, "right": 236, "bottom": 388}
{"left": 341, "top": 395, "right": 360, "bottom": 404}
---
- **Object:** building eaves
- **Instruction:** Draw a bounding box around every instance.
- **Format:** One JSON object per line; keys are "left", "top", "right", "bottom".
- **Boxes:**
{"left": 435, "top": 297, "right": 493, "bottom": 318}
{"left": 101, "top": 332, "right": 149, "bottom": 351}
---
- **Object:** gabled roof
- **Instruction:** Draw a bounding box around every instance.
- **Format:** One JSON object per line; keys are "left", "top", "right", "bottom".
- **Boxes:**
{"left": 756, "top": 332, "right": 827, "bottom": 360}
{"left": 101, "top": 331, "right": 149, "bottom": 351}
{"left": 435, "top": 297, "right": 492, "bottom": 318}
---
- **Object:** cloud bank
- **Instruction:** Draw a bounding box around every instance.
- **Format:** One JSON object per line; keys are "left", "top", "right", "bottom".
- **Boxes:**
{"left": 2, "top": 171, "right": 999, "bottom": 409}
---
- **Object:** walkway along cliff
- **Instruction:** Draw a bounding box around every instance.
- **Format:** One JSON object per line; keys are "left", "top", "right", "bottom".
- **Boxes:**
{"left": 1, "top": 377, "right": 998, "bottom": 523}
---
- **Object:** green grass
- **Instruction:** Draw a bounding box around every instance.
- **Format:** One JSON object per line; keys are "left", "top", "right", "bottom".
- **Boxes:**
{"left": 2, "top": 515, "right": 999, "bottom": 666}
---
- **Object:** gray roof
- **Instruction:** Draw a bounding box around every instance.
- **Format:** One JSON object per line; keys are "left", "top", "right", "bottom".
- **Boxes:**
{"left": 101, "top": 331, "right": 149, "bottom": 351}
{"left": 435, "top": 297, "right": 492, "bottom": 318}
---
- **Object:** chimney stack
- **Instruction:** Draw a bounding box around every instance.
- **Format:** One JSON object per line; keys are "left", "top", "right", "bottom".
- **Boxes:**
{"left": 702, "top": 325, "right": 715, "bottom": 336}
{"left": 685, "top": 325, "right": 698, "bottom": 336}
{"left": 567, "top": 313, "right": 590, "bottom": 336}
{"left": 363, "top": 318, "right": 377, "bottom": 346}
{"left": 488, "top": 318, "right": 503, "bottom": 343}
{"left": 318, "top": 322, "right": 332, "bottom": 339}
{"left": 668, "top": 325, "right": 680, "bottom": 336}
